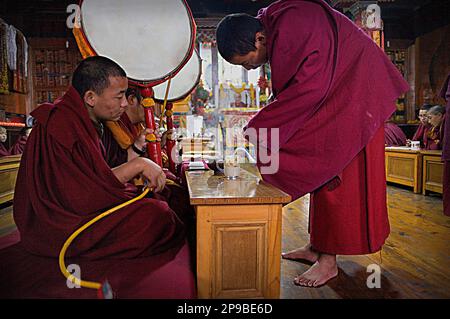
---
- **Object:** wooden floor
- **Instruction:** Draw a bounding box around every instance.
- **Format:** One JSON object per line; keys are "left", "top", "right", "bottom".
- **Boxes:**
{"left": 281, "top": 185, "right": 450, "bottom": 299}
{"left": 1, "top": 185, "right": 448, "bottom": 299}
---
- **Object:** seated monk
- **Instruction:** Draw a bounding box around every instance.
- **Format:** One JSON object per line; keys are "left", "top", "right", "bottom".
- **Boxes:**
{"left": 384, "top": 116, "right": 407, "bottom": 146}
{"left": 10, "top": 56, "right": 195, "bottom": 298}
{"left": 424, "top": 105, "right": 445, "bottom": 150}
{"left": 0, "top": 126, "right": 31, "bottom": 157}
{"left": 102, "top": 88, "right": 194, "bottom": 225}
{"left": 410, "top": 104, "right": 432, "bottom": 148}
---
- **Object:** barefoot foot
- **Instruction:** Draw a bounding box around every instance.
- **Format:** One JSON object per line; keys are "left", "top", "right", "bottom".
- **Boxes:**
{"left": 282, "top": 243, "right": 319, "bottom": 264}
{"left": 294, "top": 254, "right": 338, "bottom": 287}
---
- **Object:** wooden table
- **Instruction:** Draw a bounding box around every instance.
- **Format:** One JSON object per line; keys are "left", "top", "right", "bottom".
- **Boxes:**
{"left": 385, "top": 147, "right": 423, "bottom": 193}
{"left": 0, "top": 155, "right": 21, "bottom": 205}
{"left": 185, "top": 165, "right": 291, "bottom": 299}
{"left": 421, "top": 150, "right": 443, "bottom": 195}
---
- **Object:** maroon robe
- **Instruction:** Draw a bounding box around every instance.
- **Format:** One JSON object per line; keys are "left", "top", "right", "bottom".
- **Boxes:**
{"left": 245, "top": 0, "right": 409, "bottom": 254}
{"left": 424, "top": 121, "right": 444, "bottom": 150}
{"left": 13, "top": 86, "right": 186, "bottom": 259}
{"left": 440, "top": 74, "right": 450, "bottom": 216}
{"left": 0, "top": 142, "right": 9, "bottom": 157}
{"left": 412, "top": 124, "right": 431, "bottom": 148}
{"left": 310, "top": 127, "right": 388, "bottom": 254}
{"left": 9, "top": 134, "right": 28, "bottom": 155}
{"left": 102, "top": 119, "right": 129, "bottom": 169}
{"left": 384, "top": 122, "right": 407, "bottom": 146}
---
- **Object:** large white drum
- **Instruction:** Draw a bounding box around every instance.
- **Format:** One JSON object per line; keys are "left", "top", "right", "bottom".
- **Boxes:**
{"left": 153, "top": 50, "right": 201, "bottom": 103}
{"left": 79, "top": 0, "right": 196, "bottom": 84}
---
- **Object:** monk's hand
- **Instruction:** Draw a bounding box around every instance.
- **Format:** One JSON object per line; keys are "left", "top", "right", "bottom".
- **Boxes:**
{"left": 140, "top": 158, "right": 166, "bottom": 193}
{"left": 135, "top": 128, "right": 152, "bottom": 150}
{"left": 160, "top": 130, "right": 170, "bottom": 148}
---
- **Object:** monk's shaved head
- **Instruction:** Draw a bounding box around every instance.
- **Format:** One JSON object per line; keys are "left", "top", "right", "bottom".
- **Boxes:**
{"left": 72, "top": 56, "right": 126, "bottom": 99}
{"left": 428, "top": 105, "right": 445, "bottom": 115}
{"left": 216, "top": 13, "right": 264, "bottom": 61}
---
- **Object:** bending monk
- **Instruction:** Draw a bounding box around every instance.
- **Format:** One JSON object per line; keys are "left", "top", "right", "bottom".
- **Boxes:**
{"left": 216, "top": 0, "right": 409, "bottom": 287}
{"left": 13, "top": 56, "right": 186, "bottom": 260}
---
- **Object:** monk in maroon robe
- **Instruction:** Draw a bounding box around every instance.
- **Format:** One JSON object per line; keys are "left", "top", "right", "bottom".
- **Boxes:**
{"left": 216, "top": 0, "right": 409, "bottom": 287}
{"left": 411, "top": 104, "right": 432, "bottom": 148}
{"left": 440, "top": 75, "right": 450, "bottom": 216}
{"left": 0, "top": 126, "right": 30, "bottom": 157}
{"left": 0, "top": 126, "right": 9, "bottom": 157}
{"left": 384, "top": 120, "right": 407, "bottom": 146}
{"left": 101, "top": 88, "right": 193, "bottom": 224}
{"left": 13, "top": 56, "right": 186, "bottom": 262}
{"left": 424, "top": 105, "right": 445, "bottom": 150}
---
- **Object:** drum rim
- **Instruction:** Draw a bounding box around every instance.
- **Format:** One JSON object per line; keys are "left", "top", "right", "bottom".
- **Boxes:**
{"left": 79, "top": 0, "right": 196, "bottom": 86}
{"left": 153, "top": 50, "right": 202, "bottom": 103}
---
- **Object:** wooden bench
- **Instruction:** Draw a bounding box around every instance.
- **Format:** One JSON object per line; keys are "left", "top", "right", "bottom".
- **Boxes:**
{"left": 421, "top": 150, "right": 443, "bottom": 195}
{"left": 385, "top": 147, "right": 423, "bottom": 193}
{"left": 0, "top": 155, "right": 21, "bottom": 205}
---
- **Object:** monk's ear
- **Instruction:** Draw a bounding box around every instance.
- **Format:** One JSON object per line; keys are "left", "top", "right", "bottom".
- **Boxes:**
{"left": 84, "top": 90, "right": 96, "bottom": 108}
{"left": 127, "top": 95, "right": 135, "bottom": 106}
{"left": 255, "top": 31, "right": 266, "bottom": 46}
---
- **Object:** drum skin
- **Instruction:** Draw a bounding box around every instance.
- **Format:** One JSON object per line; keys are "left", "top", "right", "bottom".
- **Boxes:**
{"left": 79, "top": 0, "right": 196, "bottom": 85}
{"left": 153, "top": 50, "right": 201, "bottom": 103}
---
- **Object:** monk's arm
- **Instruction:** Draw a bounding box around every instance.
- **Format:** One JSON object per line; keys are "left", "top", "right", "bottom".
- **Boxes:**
{"left": 127, "top": 146, "right": 140, "bottom": 162}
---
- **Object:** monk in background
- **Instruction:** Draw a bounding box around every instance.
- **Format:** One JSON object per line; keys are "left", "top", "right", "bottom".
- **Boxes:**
{"left": 216, "top": 0, "right": 409, "bottom": 287}
{"left": 0, "top": 126, "right": 30, "bottom": 157}
{"left": 410, "top": 104, "right": 432, "bottom": 148}
{"left": 440, "top": 74, "right": 450, "bottom": 217}
{"left": 424, "top": 105, "right": 445, "bottom": 150}
{"left": 384, "top": 116, "right": 407, "bottom": 146}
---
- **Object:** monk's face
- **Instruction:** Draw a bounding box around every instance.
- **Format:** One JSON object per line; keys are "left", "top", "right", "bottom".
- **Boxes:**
{"left": 85, "top": 76, "right": 128, "bottom": 122}
{"left": 229, "top": 31, "right": 268, "bottom": 70}
{"left": 418, "top": 110, "right": 429, "bottom": 125}
{"left": 428, "top": 112, "right": 443, "bottom": 127}
{"left": 126, "top": 95, "right": 145, "bottom": 124}
{"left": 0, "top": 130, "right": 6, "bottom": 143}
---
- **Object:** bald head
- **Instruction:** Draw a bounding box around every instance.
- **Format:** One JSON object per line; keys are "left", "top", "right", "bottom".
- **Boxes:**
{"left": 428, "top": 105, "right": 445, "bottom": 127}
{"left": 428, "top": 105, "right": 445, "bottom": 115}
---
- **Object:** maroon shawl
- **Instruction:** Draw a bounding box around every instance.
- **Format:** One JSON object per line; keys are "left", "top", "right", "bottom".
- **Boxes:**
{"left": 246, "top": 0, "right": 409, "bottom": 199}
{"left": 13, "top": 87, "right": 185, "bottom": 259}
{"left": 384, "top": 122, "right": 407, "bottom": 146}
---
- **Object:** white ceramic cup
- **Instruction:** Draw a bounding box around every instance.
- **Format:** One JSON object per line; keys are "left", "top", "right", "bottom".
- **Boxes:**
{"left": 410, "top": 141, "right": 420, "bottom": 150}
